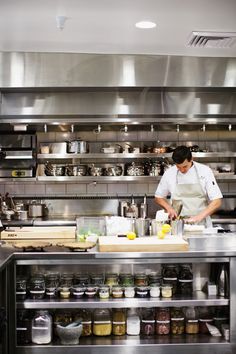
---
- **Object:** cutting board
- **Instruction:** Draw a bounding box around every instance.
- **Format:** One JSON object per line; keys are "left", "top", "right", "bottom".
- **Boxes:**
{"left": 99, "top": 236, "right": 189, "bottom": 252}
{"left": 0, "top": 226, "right": 76, "bottom": 240}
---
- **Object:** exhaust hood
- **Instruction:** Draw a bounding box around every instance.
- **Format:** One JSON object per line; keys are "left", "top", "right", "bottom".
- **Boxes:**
{"left": 0, "top": 52, "right": 236, "bottom": 127}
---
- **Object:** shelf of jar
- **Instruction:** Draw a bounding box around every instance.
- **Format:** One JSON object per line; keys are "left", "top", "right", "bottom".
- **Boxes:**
{"left": 16, "top": 291, "right": 229, "bottom": 309}
{"left": 37, "top": 152, "right": 236, "bottom": 159}
{"left": 14, "top": 335, "right": 230, "bottom": 354}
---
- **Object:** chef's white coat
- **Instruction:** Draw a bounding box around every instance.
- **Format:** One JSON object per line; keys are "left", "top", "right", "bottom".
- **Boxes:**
{"left": 155, "top": 161, "right": 223, "bottom": 201}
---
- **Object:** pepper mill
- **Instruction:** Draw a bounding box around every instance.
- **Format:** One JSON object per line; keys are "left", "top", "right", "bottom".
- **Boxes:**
{"left": 140, "top": 194, "right": 147, "bottom": 219}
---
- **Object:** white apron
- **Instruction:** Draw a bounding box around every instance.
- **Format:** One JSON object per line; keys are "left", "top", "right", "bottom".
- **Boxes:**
{"left": 172, "top": 165, "right": 212, "bottom": 228}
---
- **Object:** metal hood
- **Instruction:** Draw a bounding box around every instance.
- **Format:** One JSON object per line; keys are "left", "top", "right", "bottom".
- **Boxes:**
{"left": 0, "top": 52, "right": 236, "bottom": 127}
{"left": 0, "top": 52, "right": 236, "bottom": 88}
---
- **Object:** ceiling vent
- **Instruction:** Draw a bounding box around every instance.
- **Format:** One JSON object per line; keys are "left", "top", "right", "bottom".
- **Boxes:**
{"left": 188, "top": 31, "right": 236, "bottom": 48}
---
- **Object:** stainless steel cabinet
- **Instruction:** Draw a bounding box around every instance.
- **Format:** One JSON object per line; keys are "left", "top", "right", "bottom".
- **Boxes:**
{"left": 9, "top": 252, "right": 236, "bottom": 354}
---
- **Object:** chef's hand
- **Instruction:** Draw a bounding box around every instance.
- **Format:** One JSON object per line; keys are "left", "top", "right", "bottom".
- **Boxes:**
{"left": 166, "top": 207, "right": 178, "bottom": 220}
{"left": 185, "top": 215, "right": 204, "bottom": 224}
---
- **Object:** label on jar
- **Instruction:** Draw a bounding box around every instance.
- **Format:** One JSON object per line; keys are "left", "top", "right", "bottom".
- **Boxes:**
{"left": 113, "top": 321, "right": 126, "bottom": 325}
{"left": 46, "top": 291, "right": 55, "bottom": 296}
{"left": 136, "top": 291, "right": 148, "bottom": 296}
{"left": 85, "top": 291, "right": 96, "bottom": 296}
{"left": 73, "top": 291, "right": 84, "bottom": 296}
{"left": 141, "top": 320, "right": 155, "bottom": 323}
{"left": 82, "top": 321, "right": 92, "bottom": 325}
{"left": 179, "top": 279, "right": 193, "bottom": 282}
{"left": 17, "top": 327, "right": 27, "bottom": 331}
{"left": 171, "top": 318, "right": 184, "bottom": 321}
{"left": 94, "top": 321, "right": 111, "bottom": 324}
{"left": 30, "top": 290, "right": 45, "bottom": 294}
{"left": 16, "top": 291, "right": 26, "bottom": 294}
{"left": 156, "top": 320, "right": 170, "bottom": 324}
{"left": 163, "top": 277, "right": 177, "bottom": 281}
{"left": 199, "top": 319, "right": 213, "bottom": 322}
{"left": 187, "top": 320, "right": 198, "bottom": 323}
{"left": 32, "top": 326, "right": 49, "bottom": 330}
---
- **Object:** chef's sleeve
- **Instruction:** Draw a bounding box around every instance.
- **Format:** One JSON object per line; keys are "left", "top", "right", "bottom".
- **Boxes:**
{"left": 205, "top": 168, "right": 223, "bottom": 200}
{"left": 154, "top": 173, "right": 170, "bottom": 198}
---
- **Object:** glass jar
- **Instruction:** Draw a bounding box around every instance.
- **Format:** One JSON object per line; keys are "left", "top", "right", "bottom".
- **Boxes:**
{"left": 162, "top": 264, "right": 178, "bottom": 294}
{"left": 178, "top": 264, "right": 193, "bottom": 296}
{"left": 155, "top": 308, "right": 170, "bottom": 335}
{"left": 112, "top": 285, "right": 123, "bottom": 298}
{"left": 112, "top": 309, "right": 126, "bottom": 336}
{"left": 185, "top": 307, "right": 199, "bottom": 334}
{"left": 134, "top": 273, "right": 148, "bottom": 286}
{"left": 45, "top": 274, "right": 58, "bottom": 298}
{"left": 124, "top": 286, "right": 135, "bottom": 298}
{"left": 126, "top": 308, "right": 140, "bottom": 335}
{"left": 59, "top": 274, "right": 73, "bottom": 299}
{"left": 85, "top": 284, "right": 97, "bottom": 298}
{"left": 93, "top": 309, "right": 112, "bottom": 336}
{"left": 171, "top": 308, "right": 185, "bottom": 335}
{"left": 99, "top": 285, "right": 110, "bottom": 299}
{"left": 148, "top": 272, "right": 162, "bottom": 285}
{"left": 141, "top": 308, "right": 155, "bottom": 335}
{"left": 16, "top": 310, "right": 31, "bottom": 345}
{"left": 161, "top": 284, "right": 172, "bottom": 298}
{"left": 198, "top": 307, "right": 214, "bottom": 334}
{"left": 91, "top": 274, "right": 104, "bottom": 286}
{"left": 31, "top": 310, "right": 52, "bottom": 344}
{"left": 71, "top": 284, "right": 86, "bottom": 298}
{"left": 120, "top": 273, "right": 134, "bottom": 286}
{"left": 105, "top": 273, "right": 119, "bottom": 287}
{"left": 16, "top": 277, "right": 27, "bottom": 301}
{"left": 149, "top": 283, "right": 160, "bottom": 297}
{"left": 73, "top": 273, "right": 90, "bottom": 286}
{"left": 135, "top": 286, "right": 150, "bottom": 298}
{"left": 29, "top": 276, "right": 45, "bottom": 300}
{"left": 213, "top": 307, "right": 229, "bottom": 331}
{"left": 74, "top": 309, "right": 92, "bottom": 337}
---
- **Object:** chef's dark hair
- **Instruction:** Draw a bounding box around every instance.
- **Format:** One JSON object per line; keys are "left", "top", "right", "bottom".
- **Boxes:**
{"left": 172, "top": 146, "right": 192, "bottom": 164}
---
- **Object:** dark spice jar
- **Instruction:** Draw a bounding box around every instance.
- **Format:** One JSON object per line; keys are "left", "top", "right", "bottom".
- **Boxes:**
{"left": 155, "top": 308, "right": 170, "bottom": 335}
{"left": 162, "top": 265, "right": 178, "bottom": 295}
{"left": 16, "top": 277, "right": 27, "bottom": 301}
{"left": 136, "top": 286, "right": 150, "bottom": 298}
{"left": 141, "top": 308, "right": 155, "bottom": 335}
{"left": 16, "top": 310, "right": 32, "bottom": 345}
{"left": 178, "top": 264, "right": 193, "bottom": 295}
{"left": 29, "top": 276, "right": 45, "bottom": 300}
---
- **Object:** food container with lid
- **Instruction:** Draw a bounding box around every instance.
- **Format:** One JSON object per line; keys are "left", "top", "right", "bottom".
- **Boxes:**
{"left": 71, "top": 285, "right": 86, "bottom": 298}
{"left": 134, "top": 273, "right": 148, "bottom": 286}
{"left": 171, "top": 308, "right": 185, "bottom": 335}
{"left": 185, "top": 307, "right": 199, "bottom": 334}
{"left": 124, "top": 286, "right": 135, "bottom": 298}
{"left": 141, "top": 308, "right": 155, "bottom": 335}
{"left": 135, "top": 286, "right": 150, "bottom": 298}
{"left": 162, "top": 264, "right": 178, "bottom": 294}
{"left": 150, "top": 283, "right": 160, "bottom": 297}
{"left": 112, "top": 285, "right": 123, "bottom": 298}
{"left": 126, "top": 308, "right": 140, "bottom": 335}
{"left": 120, "top": 273, "right": 134, "bottom": 286}
{"left": 161, "top": 284, "right": 172, "bottom": 298}
{"left": 112, "top": 309, "right": 126, "bottom": 336}
{"left": 85, "top": 285, "right": 97, "bottom": 298}
{"left": 74, "top": 309, "right": 92, "bottom": 337}
{"left": 178, "top": 264, "right": 193, "bottom": 295}
{"left": 93, "top": 309, "right": 112, "bottom": 336}
{"left": 99, "top": 286, "right": 110, "bottom": 299}
{"left": 16, "top": 277, "right": 27, "bottom": 301}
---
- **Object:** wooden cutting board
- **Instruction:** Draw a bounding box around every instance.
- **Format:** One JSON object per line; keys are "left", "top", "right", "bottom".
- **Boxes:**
{"left": 98, "top": 236, "right": 189, "bottom": 252}
{"left": 0, "top": 226, "right": 76, "bottom": 240}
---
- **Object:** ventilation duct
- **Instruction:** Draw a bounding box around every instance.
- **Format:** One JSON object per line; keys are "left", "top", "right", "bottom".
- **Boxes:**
{"left": 188, "top": 31, "right": 236, "bottom": 48}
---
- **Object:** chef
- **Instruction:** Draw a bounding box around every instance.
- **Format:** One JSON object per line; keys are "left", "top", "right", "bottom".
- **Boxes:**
{"left": 155, "top": 145, "right": 223, "bottom": 227}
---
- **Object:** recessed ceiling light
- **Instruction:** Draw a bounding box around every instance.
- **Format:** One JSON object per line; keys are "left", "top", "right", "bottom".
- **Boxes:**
{"left": 135, "top": 21, "right": 156, "bottom": 29}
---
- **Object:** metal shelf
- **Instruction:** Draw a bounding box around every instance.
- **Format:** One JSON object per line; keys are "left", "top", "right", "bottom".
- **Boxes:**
{"left": 37, "top": 152, "right": 236, "bottom": 159}
{"left": 14, "top": 336, "right": 231, "bottom": 354}
{"left": 36, "top": 175, "right": 236, "bottom": 182}
{"left": 17, "top": 291, "right": 229, "bottom": 309}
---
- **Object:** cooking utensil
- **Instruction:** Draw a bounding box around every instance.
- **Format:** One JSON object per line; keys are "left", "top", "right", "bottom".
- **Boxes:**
{"left": 140, "top": 194, "right": 148, "bottom": 219}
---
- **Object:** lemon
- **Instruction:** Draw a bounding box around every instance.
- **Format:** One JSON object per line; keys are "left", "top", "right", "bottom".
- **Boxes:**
{"left": 161, "top": 223, "right": 171, "bottom": 234}
{"left": 127, "top": 232, "right": 136, "bottom": 240}
{"left": 157, "top": 230, "right": 165, "bottom": 239}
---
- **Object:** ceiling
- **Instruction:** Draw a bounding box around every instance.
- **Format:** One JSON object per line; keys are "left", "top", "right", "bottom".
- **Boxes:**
{"left": 1, "top": 0, "right": 236, "bottom": 57}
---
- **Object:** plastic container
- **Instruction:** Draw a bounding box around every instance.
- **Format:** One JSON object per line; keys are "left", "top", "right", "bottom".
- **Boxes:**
{"left": 126, "top": 308, "right": 140, "bottom": 335}
{"left": 76, "top": 217, "right": 105, "bottom": 240}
